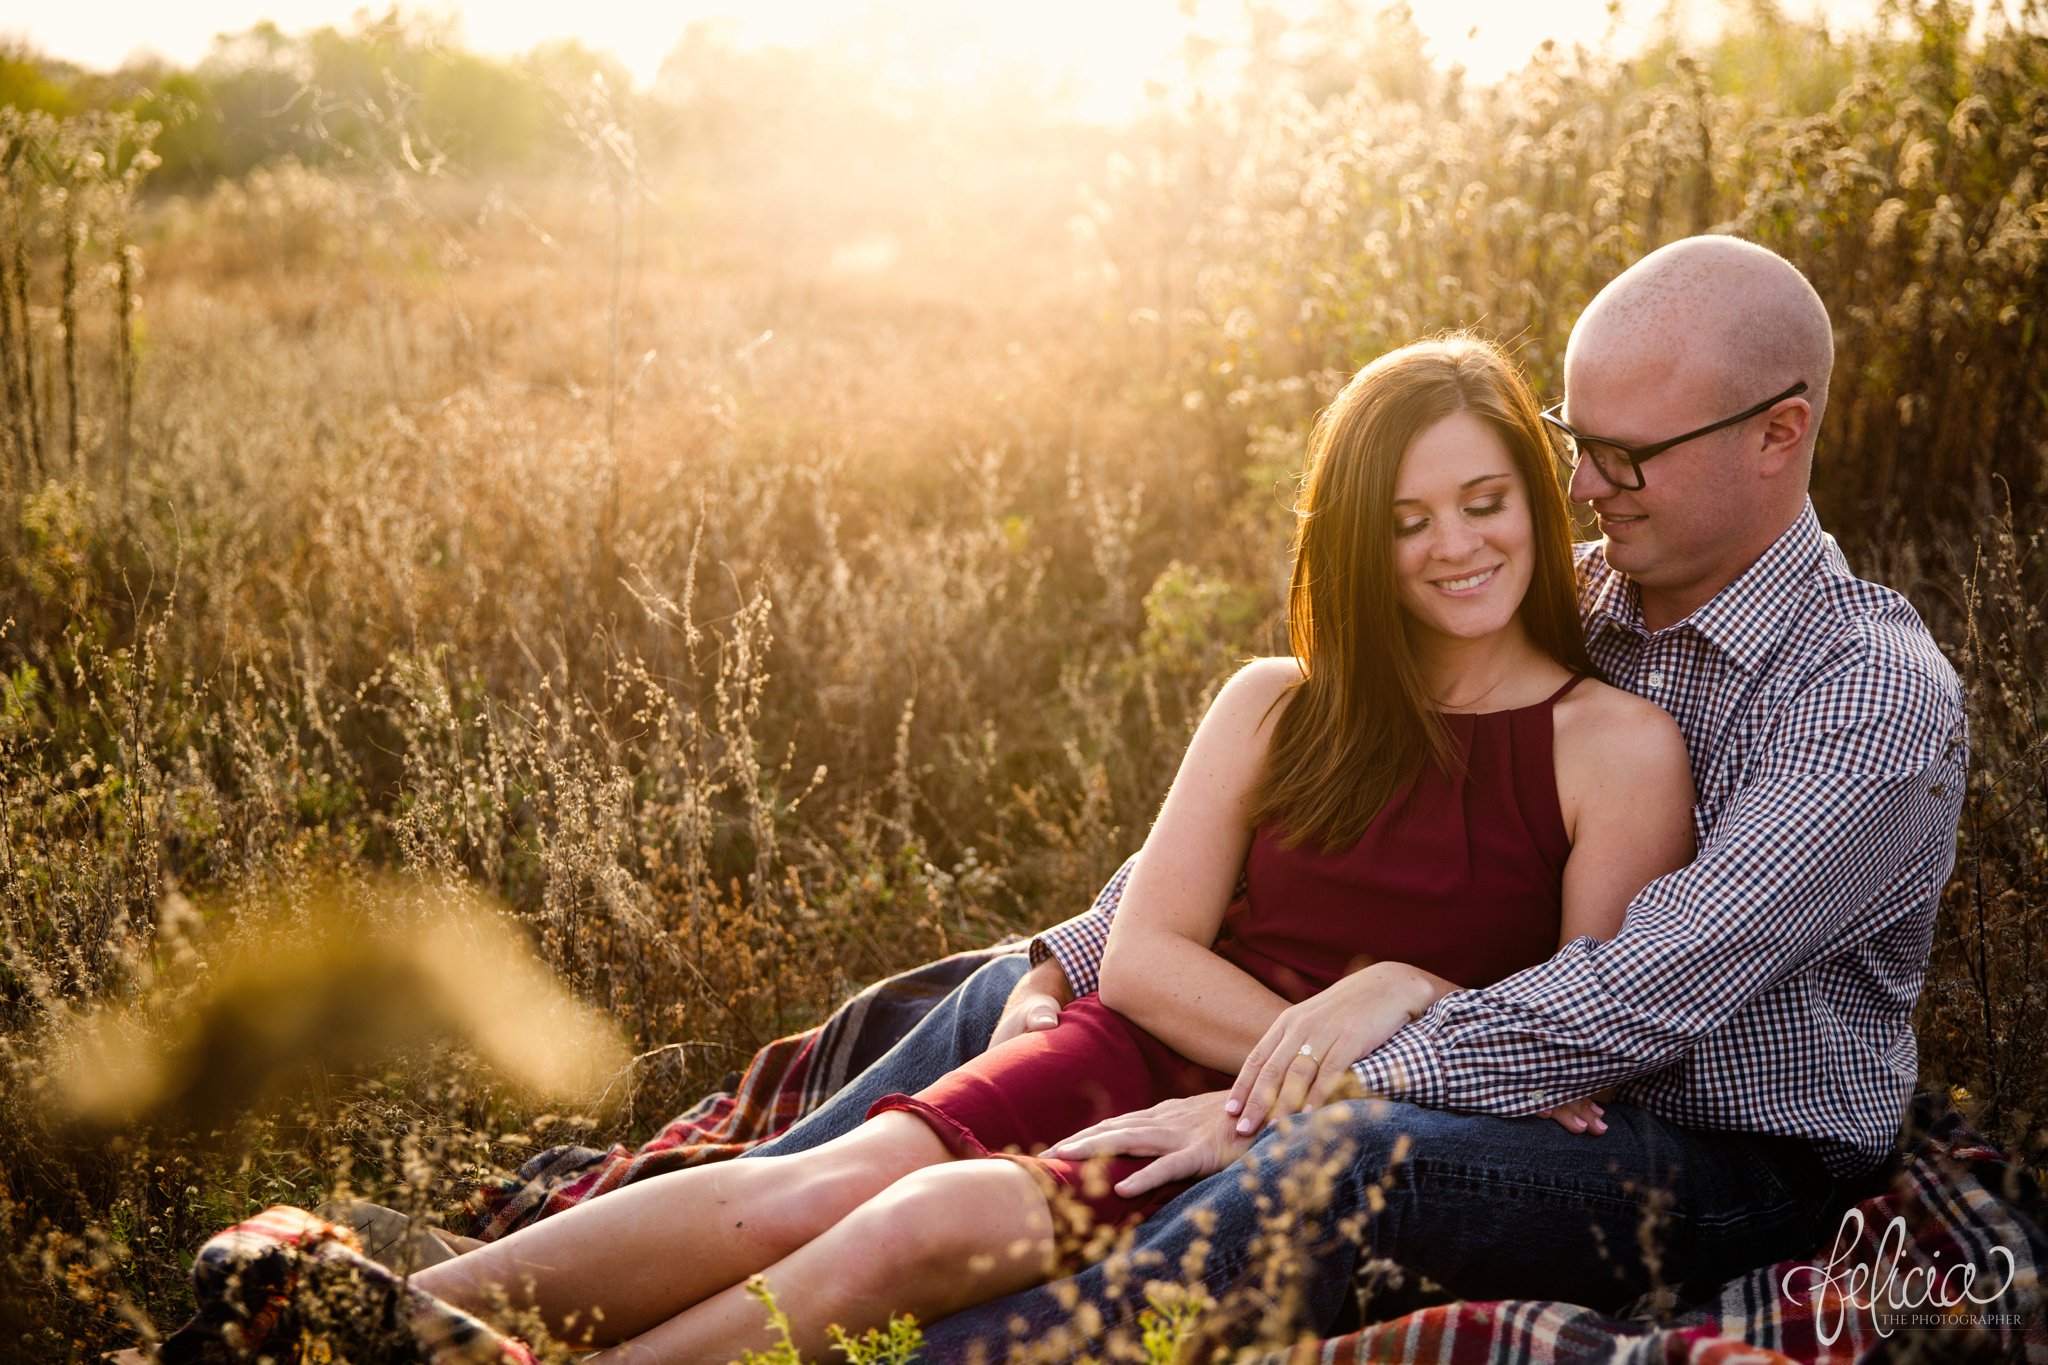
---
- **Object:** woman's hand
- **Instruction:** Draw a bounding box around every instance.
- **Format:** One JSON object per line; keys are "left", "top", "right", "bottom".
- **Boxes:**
{"left": 1042, "top": 1090, "right": 1251, "bottom": 1196}
{"left": 1225, "top": 962, "right": 1437, "bottom": 1135}
{"left": 989, "top": 957, "right": 1076, "bottom": 1049}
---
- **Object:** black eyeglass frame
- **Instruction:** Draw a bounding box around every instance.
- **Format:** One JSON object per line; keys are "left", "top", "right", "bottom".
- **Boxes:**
{"left": 1539, "top": 380, "right": 1810, "bottom": 491}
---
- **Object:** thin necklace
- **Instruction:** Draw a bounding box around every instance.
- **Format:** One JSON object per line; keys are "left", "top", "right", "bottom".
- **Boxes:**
{"left": 1435, "top": 670, "right": 1513, "bottom": 712}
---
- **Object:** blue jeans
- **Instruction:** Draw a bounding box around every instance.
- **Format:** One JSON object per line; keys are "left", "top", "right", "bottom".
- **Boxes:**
{"left": 739, "top": 957, "right": 1848, "bottom": 1358}
{"left": 742, "top": 954, "right": 1032, "bottom": 1159}
{"left": 925, "top": 1099, "right": 1853, "bottom": 1360}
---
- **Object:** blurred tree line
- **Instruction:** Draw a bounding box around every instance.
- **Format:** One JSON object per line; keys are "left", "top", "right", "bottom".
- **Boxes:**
{"left": 4, "top": 1, "right": 2043, "bottom": 523}
{"left": 0, "top": 9, "right": 632, "bottom": 188}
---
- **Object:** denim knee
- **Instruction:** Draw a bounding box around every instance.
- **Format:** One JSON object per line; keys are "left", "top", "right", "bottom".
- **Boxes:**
{"left": 1247, "top": 1098, "right": 1828, "bottom": 1312}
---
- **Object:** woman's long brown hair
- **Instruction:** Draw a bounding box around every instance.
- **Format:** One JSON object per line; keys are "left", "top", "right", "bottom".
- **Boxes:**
{"left": 1247, "top": 334, "right": 1592, "bottom": 852}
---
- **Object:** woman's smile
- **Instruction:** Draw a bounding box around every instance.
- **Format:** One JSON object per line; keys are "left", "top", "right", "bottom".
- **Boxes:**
{"left": 1431, "top": 565, "right": 1502, "bottom": 595}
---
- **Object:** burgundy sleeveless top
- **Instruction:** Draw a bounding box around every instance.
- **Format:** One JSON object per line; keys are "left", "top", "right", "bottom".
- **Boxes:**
{"left": 1214, "top": 674, "right": 1582, "bottom": 998}
{"left": 870, "top": 675, "right": 1585, "bottom": 1236}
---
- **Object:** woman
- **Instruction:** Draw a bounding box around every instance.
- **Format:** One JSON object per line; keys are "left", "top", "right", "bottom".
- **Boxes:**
{"left": 188, "top": 334, "right": 1695, "bottom": 1363}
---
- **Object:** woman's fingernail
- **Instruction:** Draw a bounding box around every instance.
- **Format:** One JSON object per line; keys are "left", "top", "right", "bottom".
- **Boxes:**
{"left": 1236, "top": 1118, "right": 1253, "bottom": 1134}
{"left": 1224, "top": 1100, "right": 1240, "bottom": 1114}
{"left": 1592, "top": 1104, "right": 1604, "bottom": 1115}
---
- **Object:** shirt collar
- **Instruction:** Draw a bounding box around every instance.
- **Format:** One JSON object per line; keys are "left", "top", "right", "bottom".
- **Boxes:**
{"left": 1683, "top": 502, "right": 1825, "bottom": 670}
{"left": 1578, "top": 539, "right": 1640, "bottom": 642}
{"left": 1577, "top": 501, "right": 1826, "bottom": 672}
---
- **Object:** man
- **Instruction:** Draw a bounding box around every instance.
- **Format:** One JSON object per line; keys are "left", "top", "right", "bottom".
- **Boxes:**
{"left": 749, "top": 235, "right": 1968, "bottom": 1354}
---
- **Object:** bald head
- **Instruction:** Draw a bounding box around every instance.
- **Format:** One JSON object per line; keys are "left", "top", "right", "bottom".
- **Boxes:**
{"left": 1569, "top": 236, "right": 1834, "bottom": 468}
{"left": 1561, "top": 237, "right": 1836, "bottom": 627}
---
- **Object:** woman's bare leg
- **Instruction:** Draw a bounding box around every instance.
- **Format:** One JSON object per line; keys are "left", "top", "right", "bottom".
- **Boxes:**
{"left": 411, "top": 1111, "right": 952, "bottom": 1346}
{"left": 590, "top": 1158, "right": 1059, "bottom": 1365}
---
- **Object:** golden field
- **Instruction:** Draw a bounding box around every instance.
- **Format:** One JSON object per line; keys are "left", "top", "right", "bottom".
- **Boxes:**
{"left": 1, "top": 5, "right": 2044, "bottom": 1358}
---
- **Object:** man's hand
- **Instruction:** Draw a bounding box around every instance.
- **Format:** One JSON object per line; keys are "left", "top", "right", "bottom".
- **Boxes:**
{"left": 989, "top": 956, "right": 1076, "bottom": 1049}
{"left": 1226, "top": 962, "right": 1434, "bottom": 1135}
{"left": 1541, "top": 1097, "right": 1609, "bottom": 1134}
{"left": 1042, "top": 1089, "right": 1251, "bottom": 1197}
{"left": 1540, "top": 1087, "right": 1615, "bottom": 1134}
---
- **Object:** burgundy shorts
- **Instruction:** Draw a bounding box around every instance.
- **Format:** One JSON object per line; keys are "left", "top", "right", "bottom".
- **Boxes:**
{"left": 868, "top": 994, "right": 1228, "bottom": 1258}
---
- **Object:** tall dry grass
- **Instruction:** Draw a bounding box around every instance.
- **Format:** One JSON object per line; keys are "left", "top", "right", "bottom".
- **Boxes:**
{"left": 1, "top": 4, "right": 2043, "bottom": 1359}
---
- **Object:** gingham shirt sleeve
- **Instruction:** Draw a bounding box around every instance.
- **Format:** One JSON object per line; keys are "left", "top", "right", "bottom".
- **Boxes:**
{"left": 1028, "top": 853, "right": 1136, "bottom": 997}
{"left": 1352, "top": 652, "right": 1966, "bottom": 1110}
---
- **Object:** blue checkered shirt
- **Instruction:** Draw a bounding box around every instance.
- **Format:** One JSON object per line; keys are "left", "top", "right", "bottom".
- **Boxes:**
{"left": 1033, "top": 503, "right": 1966, "bottom": 1174}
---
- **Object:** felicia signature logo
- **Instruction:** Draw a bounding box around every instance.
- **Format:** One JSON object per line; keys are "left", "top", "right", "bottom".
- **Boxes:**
{"left": 1779, "top": 1207, "right": 2018, "bottom": 1344}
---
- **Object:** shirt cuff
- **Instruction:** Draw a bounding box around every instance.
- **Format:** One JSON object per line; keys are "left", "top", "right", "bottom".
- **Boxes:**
{"left": 1349, "top": 1023, "right": 1449, "bottom": 1108}
{"left": 1028, "top": 854, "right": 1136, "bottom": 999}
{"left": 1029, "top": 921, "right": 1102, "bottom": 998}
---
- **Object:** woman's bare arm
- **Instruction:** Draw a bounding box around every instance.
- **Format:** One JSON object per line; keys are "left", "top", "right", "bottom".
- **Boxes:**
{"left": 1093, "top": 656, "right": 1303, "bottom": 1073}
{"left": 1550, "top": 681, "right": 1698, "bottom": 944}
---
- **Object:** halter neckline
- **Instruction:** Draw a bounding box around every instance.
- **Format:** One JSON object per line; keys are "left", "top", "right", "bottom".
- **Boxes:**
{"left": 1440, "top": 672, "right": 1587, "bottom": 718}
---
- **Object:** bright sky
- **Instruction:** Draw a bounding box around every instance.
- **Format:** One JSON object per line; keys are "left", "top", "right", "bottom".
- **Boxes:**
{"left": 13, "top": 0, "right": 1905, "bottom": 112}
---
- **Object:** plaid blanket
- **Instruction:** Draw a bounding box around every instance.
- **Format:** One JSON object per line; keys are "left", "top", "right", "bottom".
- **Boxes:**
{"left": 467, "top": 944, "right": 1021, "bottom": 1241}
{"left": 469, "top": 949, "right": 2046, "bottom": 1362}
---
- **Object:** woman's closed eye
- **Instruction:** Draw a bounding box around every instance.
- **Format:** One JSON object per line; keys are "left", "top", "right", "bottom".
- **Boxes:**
{"left": 1394, "top": 498, "right": 1508, "bottom": 538}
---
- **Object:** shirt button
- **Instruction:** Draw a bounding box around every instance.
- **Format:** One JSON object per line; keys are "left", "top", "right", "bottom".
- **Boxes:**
{"left": 1646, "top": 670, "right": 1665, "bottom": 691}
{"left": 1528, "top": 1090, "right": 1547, "bottom": 1108}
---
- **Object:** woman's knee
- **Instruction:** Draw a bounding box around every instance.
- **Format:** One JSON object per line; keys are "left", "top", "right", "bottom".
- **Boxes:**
{"left": 747, "top": 1113, "right": 954, "bottom": 1241}
{"left": 831, "top": 1161, "right": 1054, "bottom": 1296}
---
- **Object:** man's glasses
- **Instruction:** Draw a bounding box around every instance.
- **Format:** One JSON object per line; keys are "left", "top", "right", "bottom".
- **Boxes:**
{"left": 1539, "top": 381, "right": 1809, "bottom": 492}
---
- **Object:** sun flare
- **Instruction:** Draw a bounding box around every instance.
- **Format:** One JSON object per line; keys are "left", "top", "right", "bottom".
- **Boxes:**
{"left": 22, "top": 0, "right": 1911, "bottom": 108}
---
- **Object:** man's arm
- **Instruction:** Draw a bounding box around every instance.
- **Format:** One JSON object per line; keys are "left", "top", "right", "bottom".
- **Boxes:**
{"left": 1352, "top": 653, "right": 1966, "bottom": 1111}
{"left": 1054, "top": 649, "right": 1966, "bottom": 1192}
